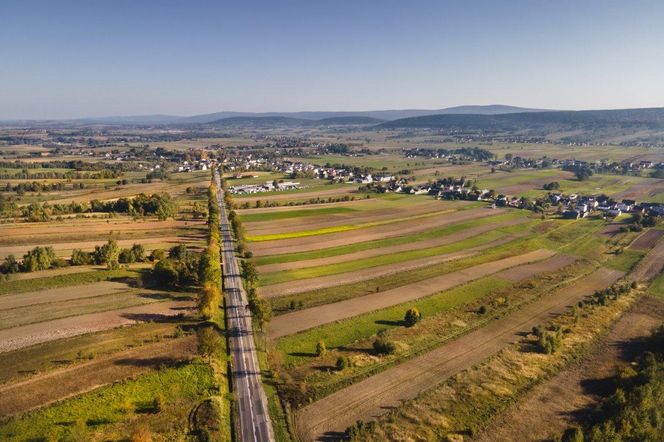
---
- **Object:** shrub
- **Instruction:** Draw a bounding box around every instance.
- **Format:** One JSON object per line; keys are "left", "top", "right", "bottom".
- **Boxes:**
{"left": 336, "top": 356, "right": 350, "bottom": 371}
{"left": 316, "top": 340, "right": 327, "bottom": 357}
{"left": 372, "top": 337, "right": 396, "bottom": 355}
{"left": 130, "top": 426, "right": 152, "bottom": 442}
{"left": 478, "top": 305, "right": 488, "bottom": 315}
{"left": 404, "top": 307, "right": 422, "bottom": 327}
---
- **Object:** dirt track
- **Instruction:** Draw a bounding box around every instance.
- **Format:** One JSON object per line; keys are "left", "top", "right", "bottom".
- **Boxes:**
{"left": 474, "top": 295, "right": 664, "bottom": 442}
{"left": 0, "top": 300, "right": 193, "bottom": 353}
{"left": 250, "top": 207, "right": 504, "bottom": 257}
{"left": 258, "top": 217, "right": 529, "bottom": 274}
{"left": 0, "top": 336, "right": 196, "bottom": 418}
{"left": 295, "top": 267, "right": 624, "bottom": 441}
{"left": 268, "top": 250, "right": 556, "bottom": 339}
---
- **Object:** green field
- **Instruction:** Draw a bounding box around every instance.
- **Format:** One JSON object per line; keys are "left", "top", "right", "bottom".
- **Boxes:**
{"left": 241, "top": 206, "right": 357, "bottom": 223}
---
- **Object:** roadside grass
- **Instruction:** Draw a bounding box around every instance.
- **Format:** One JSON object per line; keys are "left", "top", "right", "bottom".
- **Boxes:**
{"left": 351, "top": 284, "right": 642, "bottom": 441}
{"left": 0, "top": 322, "right": 189, "bottom": 385}
{"left": 0, "top": 362, "right": 216, "bottom": 441}
{"left": 254, "top": 212, "right": 525, "bottom": 266}
{"left": 0, "top": 290, "right": 193, "bottom": 330}
{"left": 245, "top": 208, "right": 457, "bottom": 242}
{"left": 0, "top": 268, "right": 143, "bottom": 296}
{"left": 259, "top": 228, "right": 514, "bottom": 286}
{"left": 241, "top": 206, "right": 357, "bottom": 223}
{"left": 276, "top": 277, "right": 512, "bottom": 367}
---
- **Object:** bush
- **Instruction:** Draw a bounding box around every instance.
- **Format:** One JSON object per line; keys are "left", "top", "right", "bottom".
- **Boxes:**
{"left": 404, "top": 307, "right": 422, "bottom": 327}
{"left": 316, "top": 340, "right": 327, "bottom": 357}
{"left": 152, "top": 259, "right": 179, "bottom": 287}
{"left": 336, "top": 356, "right": 350, "bottom": 371}
{"left": 372, "top": 337, "right": 396, "bottom": 355}
{"left": 478, "top": 305, "right": 488, "bottom": 315}
{"left": 71, "top": 249, "right": 93, "bottom": 266}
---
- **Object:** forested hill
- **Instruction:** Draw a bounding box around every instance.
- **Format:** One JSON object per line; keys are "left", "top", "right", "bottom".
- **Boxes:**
{"left": 379, "top": 107, "right": 664, "bottom": 130}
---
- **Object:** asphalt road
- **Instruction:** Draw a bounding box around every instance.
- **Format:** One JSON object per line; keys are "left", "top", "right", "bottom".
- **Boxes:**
{"left": 216, "top": 171, "right": 275, "bottom": 442}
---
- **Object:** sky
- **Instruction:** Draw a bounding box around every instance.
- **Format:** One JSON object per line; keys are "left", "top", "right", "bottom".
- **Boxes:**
{"left": 1, "top": 0, "right": 664, "bottom": 120}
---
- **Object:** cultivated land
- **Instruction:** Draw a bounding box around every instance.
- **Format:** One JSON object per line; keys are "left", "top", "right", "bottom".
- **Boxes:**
{"left": 4, "top": 129, "right": 664, "bottom": 441}
{"left": 295, "top": 267, "right": 624, "bottom": 440}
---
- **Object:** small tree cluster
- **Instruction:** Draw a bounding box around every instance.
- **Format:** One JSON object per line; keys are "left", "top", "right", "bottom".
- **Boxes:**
{"left": 372, "top": 336, "right": 396, "bottom": 355}
{"left": 404, "top": 307, "right": 422, "bottom": 327}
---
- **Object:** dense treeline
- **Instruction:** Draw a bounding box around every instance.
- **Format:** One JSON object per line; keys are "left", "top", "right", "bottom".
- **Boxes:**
{"left": 560, "top": 323, "right": 664, "bottom": 442}
{"left": 1, "top": 181, "right": 87, "bottom": 194}
{"left": 0, "top": 240, "right": 148, "bottom": 274}
{"left": 195, "top": 179, "right": 222, "bottom": 319}
{"left": 403, "top": 147, "right": 495, "bottom": 161}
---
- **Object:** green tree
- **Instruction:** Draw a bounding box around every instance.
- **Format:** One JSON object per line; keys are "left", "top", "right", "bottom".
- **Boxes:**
{"left": 197, "top": 326, "right": 222, "bottom": 363}
{"left": 316, "top": 340, "right": 327, "bottom": 357}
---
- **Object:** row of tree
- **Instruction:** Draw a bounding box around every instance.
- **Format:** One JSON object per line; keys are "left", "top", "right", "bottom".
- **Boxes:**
{"left": 196, "top": 180, "right": 222, "bottom": 319}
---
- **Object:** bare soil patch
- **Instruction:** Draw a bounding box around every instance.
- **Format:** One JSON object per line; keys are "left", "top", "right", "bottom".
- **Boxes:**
{"left": 0, "top": 300, "right": 193, "bottom": 353}
{"left": 268, "top": 250, "right": 556, "bottom": 339}
{"left": 628, "top": 234, "right": 664, "bottom": 282}
{"left": 295, "top": 267, "right": 624, "bottom": 441}
{"left": 251, "top": 207, "right": 503, "bottom": 257}
{"left": 629, "top": 228, "right": 664, "bottom": 250}
{"left": 0, "top": 336, "right": 196, "bottom": 418}
{"left": 497, "top": 254, "right": 577, "bottom": 281}
{"left": 474, "top": 295, "right": 664, "bottom": 442}
{"left": 500, "top": 171, "right": 575, "bottom": 195}
{"left": 258, "top": 217, "right": 529, "bottom": 274}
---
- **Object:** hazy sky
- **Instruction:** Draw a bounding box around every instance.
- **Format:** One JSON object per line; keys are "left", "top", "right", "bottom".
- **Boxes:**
{"left": 2, "top": 0, "right": 664, "bottom": 119}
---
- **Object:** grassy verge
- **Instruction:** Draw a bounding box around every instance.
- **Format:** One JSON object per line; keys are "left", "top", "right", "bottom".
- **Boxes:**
{"left": 0, "top": 362, "right": 216, "bottom": 441}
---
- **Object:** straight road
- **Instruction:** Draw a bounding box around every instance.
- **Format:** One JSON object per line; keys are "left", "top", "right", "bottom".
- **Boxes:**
{"left": 215, "top": 171, "right": 275, "bottom": 442}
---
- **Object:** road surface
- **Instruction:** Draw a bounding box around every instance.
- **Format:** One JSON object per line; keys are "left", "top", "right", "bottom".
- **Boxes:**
{"left": 216, "top": 171, "right": 275, "bottom": 442}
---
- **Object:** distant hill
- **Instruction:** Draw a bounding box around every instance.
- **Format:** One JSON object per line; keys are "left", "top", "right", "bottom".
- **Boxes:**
{"left": 379, "top": 107, "right": 664, "bottom": 131}
{"left": 206, "top": 115, "right": 384, "bottom": 128}
{"left": 182, "top": 104, "right": 545, "bottom": 124}
{"left": 0, "top": 105, "right": 547, "bottom": 126}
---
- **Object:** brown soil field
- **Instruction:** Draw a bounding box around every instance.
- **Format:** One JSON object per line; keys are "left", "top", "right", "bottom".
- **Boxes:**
{"left": 627, "top": 234, "right": 664, "bottom": 282}
{"left": 0, "top": 236, "right": 189, "bottom": 259}
{"left": 0, "top": 336, "right": 196, "bottom": 418}
{"left": 614, "top": 178, "right": 664, "bottom": 200}
{"left": 295, "top": 267, "right": 624, "bottom": 441}
{"left": 0, "top": 218, "right": 205, "bottom": 238}
{"left": 237, "top": 197, "right": 377, "bottom": 215}
{"left": 497, "top": 254, "right": 577, "bottom": 281}
{"left": 268, "top": 249, "right": 556, "bottom": 339}
{"left": 0, "top": 300, "right": 193, "bottom": 353}
{"left": 250, "top": 207, "right": 504, "bottom": 257}
{"left": 475, "top": 295, "right": 664, "bottom": 442}
{"left": 499, "top": 171, "right": 576, "bottom": 195}
{"left": 262, "top": 235, "right": 522, "bottom": 298}
{"left": 629, "top": 228, "right": 664, "bottom": 250}
{"left": 258, "top": 217, "right": 530, "bottom": 274}
{"left": 245, "top": 201, "right": 461, "bottom": 236}
{"left": 600, "top": 223, "right": 624, "bottom": 237}
{"left": 0, "top": 281, "right": 129, "bottom": 310}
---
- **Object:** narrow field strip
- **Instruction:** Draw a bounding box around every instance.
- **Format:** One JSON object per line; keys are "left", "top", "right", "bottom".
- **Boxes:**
{"left": 260, "top": 233, "right": 521, "bottom": 290}
{"left": 250, "top": 206, "right": 504, "bottom": 257}
{"left": 0, "top": 281, "right": 129, "bottom": 310}
{"left": 0, "top": 336, "right": 196, "bottom": 418}
{"left": 295, "top": 267, "right": 624, "bottom": 441}
{"left": 244, "top": 201, "right": 461, "bottom": 235}
{"left": 268, "top": 249, "right": 556, "bottom": 339}
{"left": 0, "top": 300, "right": 193, "bottom": 353}
{"left": 627, "top": 233, "right": 664, "bottom": 282}
{"left": 257, "top": 217, "right": 530, "bottom": 273}
{"left": 241, "top": 206, "right": 357, "bottom": 223}
{"left": 246, "top": 208, "right": 457, "bottom": 242}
